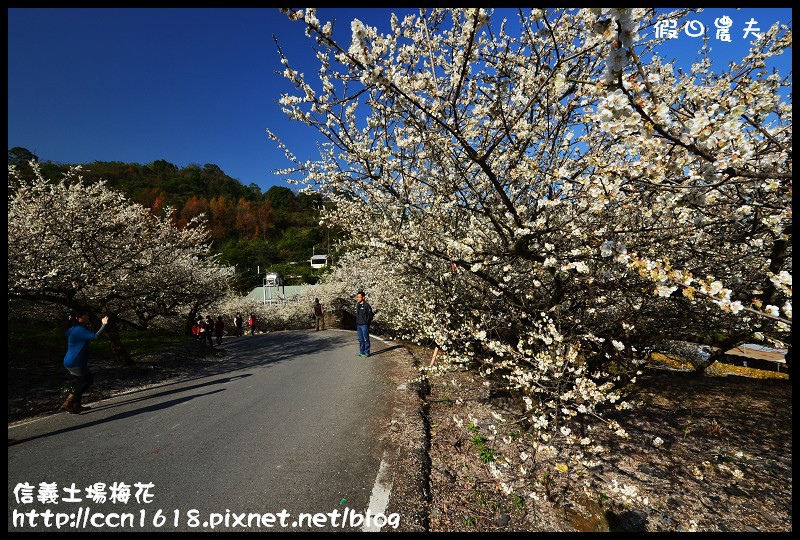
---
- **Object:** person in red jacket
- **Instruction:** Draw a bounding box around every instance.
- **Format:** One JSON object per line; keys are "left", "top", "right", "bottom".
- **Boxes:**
{"left": 249, "top": 313, "right": 256, "bottom": 335}
{"left": 214, "top": 315, "right": 225, "bottom": 346}
{"left": 196, "top": 317, "right": 209, "bottom": 345}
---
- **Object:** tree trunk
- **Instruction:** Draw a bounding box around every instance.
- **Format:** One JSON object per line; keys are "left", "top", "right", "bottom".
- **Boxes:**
{"left": 693, "top": 353, "right": 717, "bottom": 375}
{"left": 106, "top": 324, "right": 133, "bottom": 365}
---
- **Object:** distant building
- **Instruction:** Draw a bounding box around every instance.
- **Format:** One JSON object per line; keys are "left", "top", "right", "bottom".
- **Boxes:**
{"left": 264, "top": 272, "right": 282, "bottom": 287}
{"left": 309, "top": 254, "right": 329, "bottom": 269}
{"left": 260, "top": 272, "right": 284, "bottom": 303}
{"left": 246, "top": 284, "right": 308, "bottom": 304}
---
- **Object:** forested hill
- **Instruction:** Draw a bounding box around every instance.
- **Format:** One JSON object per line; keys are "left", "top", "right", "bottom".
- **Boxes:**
{"left": 8, "top": 147, "right": 334, "bottom": 290}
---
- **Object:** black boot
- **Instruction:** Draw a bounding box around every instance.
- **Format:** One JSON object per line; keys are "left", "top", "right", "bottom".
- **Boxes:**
{"left": 72, "top": 395, "right": 91, "bottom": 413}
{"left": 60, "top": 393, "right": 76, "bottom": 412}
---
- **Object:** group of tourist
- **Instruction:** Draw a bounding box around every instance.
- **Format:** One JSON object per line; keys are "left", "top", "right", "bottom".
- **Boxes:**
{"left": 192, "top": 314, "right": 225, "bottom": 346}
{"left": 191, "top": 312, "right": 256, "bottom": 344}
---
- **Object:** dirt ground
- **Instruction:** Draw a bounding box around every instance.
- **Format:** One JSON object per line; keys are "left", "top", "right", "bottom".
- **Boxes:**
{"left": 402, "top": 343, "right": 792, "bottom": 533}
{"left": 7, "top": 338, "right": 792, "bottom": 532}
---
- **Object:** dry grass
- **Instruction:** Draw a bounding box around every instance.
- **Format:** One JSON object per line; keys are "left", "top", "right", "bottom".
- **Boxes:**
{"left": 649, "top": 352, "right": 789, "bottom": 380}
{"left": 404, "top": 343, "right": 792, "bottom": 532}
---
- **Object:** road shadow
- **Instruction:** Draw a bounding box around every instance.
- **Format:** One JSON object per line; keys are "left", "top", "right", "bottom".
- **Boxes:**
{"left": 367, "top": 344, "right": 405, "bottom": 356}
{"left": 8, "top": 374, "right": 251, "bottom": 446}
{"left": 165, "top": 330, "right": 354, "bottom": 380}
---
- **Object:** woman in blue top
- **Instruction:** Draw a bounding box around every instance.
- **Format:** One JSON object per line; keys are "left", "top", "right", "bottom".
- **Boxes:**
{"left": 61, "top": 308, "right": 109, "bottom": 414}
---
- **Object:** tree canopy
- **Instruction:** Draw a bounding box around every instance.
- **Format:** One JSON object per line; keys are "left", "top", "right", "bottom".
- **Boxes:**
{"left": 8, "top": 162, "right": 231, "bottom": 361}
{"left": 272, "top": 6, "right": 792, "bottom": 494}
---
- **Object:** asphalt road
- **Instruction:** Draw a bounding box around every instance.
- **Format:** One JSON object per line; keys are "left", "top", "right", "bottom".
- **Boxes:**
{"left": 8, "top": 329, "right": 404, "bottom": 532}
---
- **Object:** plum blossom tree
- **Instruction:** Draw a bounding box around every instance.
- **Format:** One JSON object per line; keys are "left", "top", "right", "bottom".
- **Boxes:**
{"left": 8, "top": 162, "right": 230, "bottom": 363}
{"left": 271, "top": 7, "right": 791, "bottom": 498}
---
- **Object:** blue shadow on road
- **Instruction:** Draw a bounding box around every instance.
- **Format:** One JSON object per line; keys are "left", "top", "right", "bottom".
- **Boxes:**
{"left": 7, "top": 375, "right": 245, "bottom": 447}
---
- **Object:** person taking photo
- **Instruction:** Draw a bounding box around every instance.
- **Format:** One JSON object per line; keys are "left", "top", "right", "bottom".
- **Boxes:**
{"left": 61, "top": 308, "right": 109, "bottom": 414}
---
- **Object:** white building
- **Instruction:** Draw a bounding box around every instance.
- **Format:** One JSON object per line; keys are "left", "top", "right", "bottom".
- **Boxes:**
{"left": 309, "top": 254, "right": 329, "bottom": 269}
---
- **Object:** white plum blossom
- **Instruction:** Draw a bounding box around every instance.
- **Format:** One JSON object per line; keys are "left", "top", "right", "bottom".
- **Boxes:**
{"left": 573, "top": 261, "right": 590, "bottom": 274}
{"left": 656, "top": 285, "right": 678, "bottom": 297}
{"left": 652, "top": 436, "right": 664, "bottom": 447}
{"left": 708, "top": 281, "right": 725, "bottom": 296}
{"left": 601, "top": 240, "right": 615, "bottom": 257}
{"left": 770, "top": 271, "right": 792, "bottom": 288}
{"left": 9, "top": 162, "right": 227, "bottom": 334}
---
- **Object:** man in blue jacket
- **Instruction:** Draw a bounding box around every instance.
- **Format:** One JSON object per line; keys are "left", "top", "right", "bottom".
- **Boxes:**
{"left": 355, "top": 291, "right": 375, "bottom": 358}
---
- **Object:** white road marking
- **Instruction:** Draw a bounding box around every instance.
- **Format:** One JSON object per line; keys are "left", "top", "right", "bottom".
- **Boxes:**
{"left": 362, "top": 450, "right": 393, "bottom": 532}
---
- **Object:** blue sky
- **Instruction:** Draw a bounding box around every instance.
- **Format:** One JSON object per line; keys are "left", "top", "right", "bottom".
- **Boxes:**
{"left": 7, "top": 8, "right": 792, "bottom": 193}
